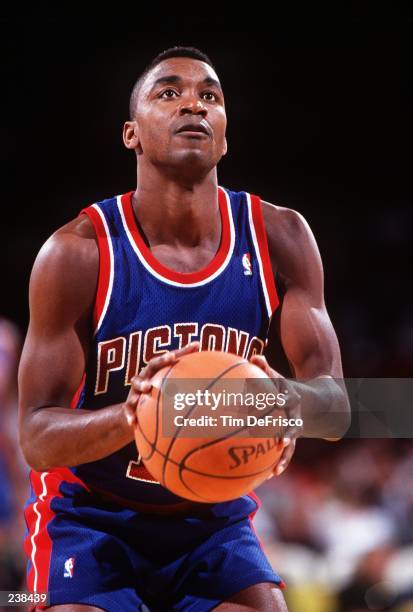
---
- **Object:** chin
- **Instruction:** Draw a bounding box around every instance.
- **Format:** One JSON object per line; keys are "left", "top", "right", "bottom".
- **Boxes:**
{"left": 169, "top": 150, "right": 214, "bottom": 173}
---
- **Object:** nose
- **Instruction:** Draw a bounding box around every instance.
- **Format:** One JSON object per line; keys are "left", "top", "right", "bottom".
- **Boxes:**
{"left": 179, "top": 94, "right": 207, "bottom": 117}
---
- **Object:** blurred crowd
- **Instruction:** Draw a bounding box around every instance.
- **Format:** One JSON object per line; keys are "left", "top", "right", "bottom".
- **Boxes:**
{"left": 0, "top": 314, "right": 412, "bottom": 612}
{"left": 256, "top": 439, "right": 413, "bottom": 611}
{"left": 0, "top": 319, "right": 27, "bottom": 608}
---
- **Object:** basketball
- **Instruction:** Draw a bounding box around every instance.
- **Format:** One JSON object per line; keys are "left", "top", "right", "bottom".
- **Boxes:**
{"left": 134, "top": 350, "right": 286, "bottom": 503}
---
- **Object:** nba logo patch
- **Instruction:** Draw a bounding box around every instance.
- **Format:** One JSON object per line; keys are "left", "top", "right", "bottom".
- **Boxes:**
{"left": 242, "top": 253, "right": 252, "bottom": 276}
{"left": 63, "top": 557, "right": 75, "bottom": 578}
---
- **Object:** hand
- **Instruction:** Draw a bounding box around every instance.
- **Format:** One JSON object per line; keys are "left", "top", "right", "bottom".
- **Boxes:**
{"left": 249, "top": 354, "right": 301, "bottom": 478}
{"left": 124, "top": 342, "right": 200, "bottom": 427}
{"left": 270, "top": 437, "right": 296, "bottom": 478}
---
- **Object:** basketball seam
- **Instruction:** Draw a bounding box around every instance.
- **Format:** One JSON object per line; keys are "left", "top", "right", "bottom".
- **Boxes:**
{"left": 135, "top": 363, "right": 175, "bottom": 466}
{"left": 138, "top": 357, "right": 283, "bottom": 502}
{"left": 161, "top": 359, "right": 248, "bottom": 491}
{"left": 176, "top": 370, "right": 284, "bottom": 500}
{"left": 146, "top": 444, "right": 279, "bottom": 479}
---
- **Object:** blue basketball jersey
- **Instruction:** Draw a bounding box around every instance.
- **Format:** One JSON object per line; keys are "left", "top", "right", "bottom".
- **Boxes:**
{"left": 36, "top": 187, "right": 279, "bottom": 511}
{"left": 24, "top": 187, "right": 286, "bottom": 605}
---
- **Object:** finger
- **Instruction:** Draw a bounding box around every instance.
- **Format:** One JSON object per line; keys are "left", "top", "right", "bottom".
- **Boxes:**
{"left": 282, "top": 400, "right": 302, "bottom": 437}
{"left": 139, "top": 351, "right": 178, "bottom": 380}
{"left": 267, "top": 439, "right": 292, "bottom": 478}
{"left": 282, "top": 409, "right": 301, "bottom": 437}
{"left": 131, "top": 378, "right": 153, "bottom": 394}
{"left": 174, "top": 341, "right": 201, "bottom": 357}
{"left": 277, "top": 382, "right": 302, "bottom": 435}
{"left": 249, "top": 354, "right": 269, "bottom": 366}
{"left": 126, "top": 384, "right": 154, "bottom": 426}
{"left": 276, "top": 458, "right": 291, "bottom": 476}
{"left": 138, "top": 342, "right": 200, "bottom": 381}
{"left": 281, "top": 437, "right": 291, "bottom": 448}
{"left": 249, "top": 354, "right": 279, "bottom": 378}
{"left": 126, "top": 411, "right": 137, "bottom": 427}
{"left": 283, "top": 419, "right": 302, "bottom": 438}
{"left": 124, "top": 400, "right": 138, "bottom": 427}
{"left": 275, "top": 440, "right": 296, "bottom": 476}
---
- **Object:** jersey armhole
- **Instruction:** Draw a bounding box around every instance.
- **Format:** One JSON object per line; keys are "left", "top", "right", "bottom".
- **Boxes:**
{"left": 248, "top": 194, "right": 279, "bottom": 318}
{"left": 79, "top": 205, "right": 114, "bottom": 335}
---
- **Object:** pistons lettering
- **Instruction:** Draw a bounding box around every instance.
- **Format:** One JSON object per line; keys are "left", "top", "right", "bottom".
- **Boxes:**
{"left": 95, "top": 336, "right": 126, "bottom": 395}
{"left": 94, "top": 323, "right": 265, "bottom": 395}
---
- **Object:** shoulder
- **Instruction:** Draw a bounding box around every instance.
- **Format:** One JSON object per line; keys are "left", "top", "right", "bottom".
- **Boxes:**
{"left": 261, "top": 199, "right": 313, "bottom": 248}
{"left": 35, "top": 214, "right": 98, "bottom": 271}
{"left": 30, "top": 214, "right": 99, "bottom": 312}
{"left": 260, "top": 199, "right": 323, "bottom": 285}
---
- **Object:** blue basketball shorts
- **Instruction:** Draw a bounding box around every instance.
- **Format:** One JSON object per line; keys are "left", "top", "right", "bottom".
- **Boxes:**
{"left": 24, "top": 470, "right": 284, "bottom": 611}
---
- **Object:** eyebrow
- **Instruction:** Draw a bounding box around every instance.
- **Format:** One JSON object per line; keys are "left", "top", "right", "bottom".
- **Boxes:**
{"left": 150, "top": 75, "right": 223, "bottom": 93}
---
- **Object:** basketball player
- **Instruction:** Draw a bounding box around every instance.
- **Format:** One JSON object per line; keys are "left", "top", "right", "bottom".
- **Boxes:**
{"left": 19, "top": 47, "right": 349, "bottom": 611}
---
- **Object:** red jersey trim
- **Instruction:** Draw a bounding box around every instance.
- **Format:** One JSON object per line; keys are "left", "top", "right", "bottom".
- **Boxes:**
{"left": 249, "top": 194, "right": 279, "bottom": 316}
{"left": 80, "top": 205, "right": 114, "bottom": 334}
{"left": 70, "top": 373, "right": 86, "bottom": 408}
{"left": 247, "top": 490, "right": 286, "bottom": 589}
{"left": 24, "top": 469, "right": 89, "bottom": 598}
{"left": 119, "top": 187, "right": 234, "bottom": 285}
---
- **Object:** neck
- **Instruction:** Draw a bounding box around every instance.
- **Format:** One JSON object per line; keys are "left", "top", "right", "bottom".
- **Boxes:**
{"left": 132, "top": 163, "right": 220, "bottom": 248}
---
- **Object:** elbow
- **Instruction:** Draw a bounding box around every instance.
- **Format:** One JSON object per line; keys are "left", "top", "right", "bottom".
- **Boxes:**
{"left": 21, "top": 447, "right": 52, "bottom": 472}
{"left": 19, "top": 436, "right": 43, "bottom": 471}
{"left": 19, "top": 421, "right": 52, "bottom": 472}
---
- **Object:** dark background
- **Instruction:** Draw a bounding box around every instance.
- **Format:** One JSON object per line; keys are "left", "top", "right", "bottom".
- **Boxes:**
{"left": 1, "top": 16, "right": 412, "bottom": 376}
{"left": 1, "top": 17, "right": 413, "bottom": 610}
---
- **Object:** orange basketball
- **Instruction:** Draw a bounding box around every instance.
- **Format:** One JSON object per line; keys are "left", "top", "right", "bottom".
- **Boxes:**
{"left": 134, "top": 350, "right": 286, "bottom": 503}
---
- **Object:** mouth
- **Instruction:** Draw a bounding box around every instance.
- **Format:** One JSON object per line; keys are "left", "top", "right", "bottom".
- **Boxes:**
{"left": 175, "top": 123, "right": 211, "bottom": 138}
{"left": 176, "top": 130, "right": 209, "bottom": 139}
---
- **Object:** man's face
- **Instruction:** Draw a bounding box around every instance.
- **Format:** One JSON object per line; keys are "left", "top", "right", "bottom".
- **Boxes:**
{"left": 131, "top": 57, "right": 227, "bottom": 173}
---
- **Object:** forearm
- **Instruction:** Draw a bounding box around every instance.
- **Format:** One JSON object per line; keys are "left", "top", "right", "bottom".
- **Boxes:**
{"left": 292, "top": 377, "right": 350, "bottom": 439}
{"left": 20, "top": 403, "right": 134, "bottom": 471}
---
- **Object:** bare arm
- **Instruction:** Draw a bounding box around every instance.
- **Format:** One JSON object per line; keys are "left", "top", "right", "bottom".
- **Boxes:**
{"left": 257, "top": 202, "right": 350, "bottom": 439}
{"left": 18, "top": 216, "right": 134, "bottom": 471}
{"left": 18, "top": 215, "right": 200, "bottom": 472}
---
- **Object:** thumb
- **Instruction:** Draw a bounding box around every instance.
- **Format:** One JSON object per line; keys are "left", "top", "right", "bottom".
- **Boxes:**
{"left": 124, "top": 400, "right": 138, "bottom": 427}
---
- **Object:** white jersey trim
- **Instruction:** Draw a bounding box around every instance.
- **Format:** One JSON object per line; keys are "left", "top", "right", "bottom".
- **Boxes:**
{"left": 30, "top": 471, "right": 49, "bottom": 593}
{"left": 117, "top": 188, "right": 236, "bottom": 288}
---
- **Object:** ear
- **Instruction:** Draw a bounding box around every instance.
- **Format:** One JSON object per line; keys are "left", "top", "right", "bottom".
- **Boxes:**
{"left": 222, "top": 136, "right": 228, "bottom": 156}
{"left": 123, "top": 121, "right": 142, "bottom": 152}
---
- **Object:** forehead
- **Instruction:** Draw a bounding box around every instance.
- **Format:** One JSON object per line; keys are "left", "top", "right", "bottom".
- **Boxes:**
{"left": 141, "top": 57, "right": 222, "bottom": 94}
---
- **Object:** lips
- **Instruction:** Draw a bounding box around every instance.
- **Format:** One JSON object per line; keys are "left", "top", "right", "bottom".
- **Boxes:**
{"left": 175, "top": 122, "right": 210, "bottom": 136}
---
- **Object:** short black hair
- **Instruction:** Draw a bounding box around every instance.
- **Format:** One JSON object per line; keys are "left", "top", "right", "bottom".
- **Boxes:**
{"left": 129, "top": 46, "right": 215, "bottom": 119}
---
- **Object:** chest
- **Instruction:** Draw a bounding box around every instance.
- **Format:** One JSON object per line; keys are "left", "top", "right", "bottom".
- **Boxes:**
{"left": 149, "top": 243, "right": 219, "bottom": 274}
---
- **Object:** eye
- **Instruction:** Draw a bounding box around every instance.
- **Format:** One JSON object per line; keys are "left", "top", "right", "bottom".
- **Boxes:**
{"left": 160, "top": 89, "right": 179, "bottom": 98}
{"left": 202, "top": 91, "right": 217, "bottom": 101}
